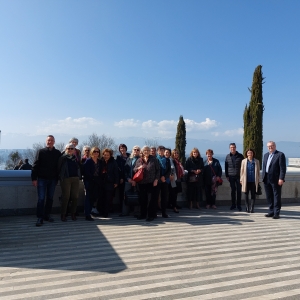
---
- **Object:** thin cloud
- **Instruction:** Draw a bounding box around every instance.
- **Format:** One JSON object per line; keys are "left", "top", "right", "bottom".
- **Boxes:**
{"left": 114, "top": 119, "right": 140, "bottom": 128}
{"left": 36, "top": 117, "right": 102, "bottom": 134}
{"left": 224, "top": 128, "right": 244, "bottom": 136}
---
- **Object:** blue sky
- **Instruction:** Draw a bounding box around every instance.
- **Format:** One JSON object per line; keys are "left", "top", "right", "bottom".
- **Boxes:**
{"left": 0, "top": 0, "right": 299, "bottom": 149}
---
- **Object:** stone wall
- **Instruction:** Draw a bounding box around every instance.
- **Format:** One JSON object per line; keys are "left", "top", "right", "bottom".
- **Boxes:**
{"left": 1, "top": 169, "right": 299, "bottom": 216}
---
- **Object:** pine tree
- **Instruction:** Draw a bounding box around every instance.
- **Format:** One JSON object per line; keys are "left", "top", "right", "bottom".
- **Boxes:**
{"left": 243, "top": 65, "right": 265, "bottom": 169}
{"left": 175, "top": 115, "right": 187, "bottom": 166}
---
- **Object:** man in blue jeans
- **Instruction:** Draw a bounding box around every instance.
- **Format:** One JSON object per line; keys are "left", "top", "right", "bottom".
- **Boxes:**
{"left": 225, "top": 143, "right": 244, "bottom": 211}
{"left": 31, "top": 135, "right": 62, "bottom": 226}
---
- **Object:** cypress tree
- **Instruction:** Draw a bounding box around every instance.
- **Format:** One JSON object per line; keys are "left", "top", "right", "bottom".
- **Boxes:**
{"left": 243, "top": 65, "right": 265, "bottom": 169}
{"left": 175, "top": 115, "right": 187, "bottom": 166}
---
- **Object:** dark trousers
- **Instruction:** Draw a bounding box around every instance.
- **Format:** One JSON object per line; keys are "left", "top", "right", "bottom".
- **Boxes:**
{"left": 158, "top": 181, "right": 169, "bottom": 215}
{"left": 187, "top": 182, "right": 203, "bottom": 204}
{"left": 36, "top": 179, "right": 57, "bottom": 219}
{"left": 118, "top": 182, "right": 125, "bottom": 212}
{"left": 98, "top": 184, "right": 114, "bottom": 217}
{"left": 84, "top": 180, "right": 93, "bottom": 217}
{"left": 205, "top": 185, "right": 216, "bottom": 206}
{"left": 244, "top": 182, "right": 256, "bottom": 212}
{"left": 168, "top": 184, "right": 178, "bottom": 208}
{"left": 138, "top": 183, "right": 157, "bottom": 218}
{"left": 229, "top": 176, "right": 242, "bottom": 206}
{"left": 264, "top": 176, "right": 282, "bottom": 216}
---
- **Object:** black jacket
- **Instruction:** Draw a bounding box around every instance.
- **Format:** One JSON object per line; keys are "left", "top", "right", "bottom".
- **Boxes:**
{"left": 203, "top": 158, "right": 222, "bottom": 185}
{"left": 116, "top": 153, "right": 130, "bottom": 181}
{"left": 31, "top": 147, "right": 62, "bottom": 181}
{"left": 225, "top": 151, "right": 244, "bottom": 177}
{"left": 101, "top": 156, "right": 119, "bottom": 189}
{"left": 58, "top": 154, "right": 81, "bottom": 181}
{"left": 185, "top": 156, "right": 204, "bottom": 185}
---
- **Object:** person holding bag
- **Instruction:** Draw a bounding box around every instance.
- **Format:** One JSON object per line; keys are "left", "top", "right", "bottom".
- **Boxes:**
{"left": 203, "top": 149, "right": 222, "bottom": 209}
{"left": 185, "top": 148, "right": 204, "bottom": 209}
{"left": 133, "top": 146, "right": 160, "bottom": 222}
{"left": 240, "top": 148, "right": 260, "bottom": 213}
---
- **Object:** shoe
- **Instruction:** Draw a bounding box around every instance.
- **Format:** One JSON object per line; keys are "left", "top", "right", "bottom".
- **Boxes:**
{"left": 36, "top": 218, "right": 43, "bottom": 227}
{"left": 211, "top": 205, "right": 217, "bottom": 209}
{"left": 273, "top": 215, "right": 280, "bottom": 219}
{"left": 71, "top": 213, "right": 77, "bottom": 221}
{"left": 230, "top": 205, "right": 236, "bottom": 210}
{"left": 85, "top": 216, "right": 94, "bottom": 221}
{"left": 162, "top": 213, "right": 170, "bottom": 218}
{"left": 44, "top": 216, "right": 54, "bottom": 222}
{"left": 237, "top": 206, "right": 242, "bottom": 212}
{"left": 61, "top": 214, "right": 67, "bottom": 222}
{"left": 173, "top": 208, "right": 179, "bottom": 213}
{"left": 91, "top": 207, "right": 99, "bottom": 214}
{"left": 146, "top": 217, "right": 154, "bottom": 222}
{"left": 265, "top": 213, "right": 274, "bottom": 218}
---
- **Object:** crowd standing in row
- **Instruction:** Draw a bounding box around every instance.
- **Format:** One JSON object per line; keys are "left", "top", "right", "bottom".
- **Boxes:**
{"left": 31, "top": 136, "right": 286, "bottom": 226}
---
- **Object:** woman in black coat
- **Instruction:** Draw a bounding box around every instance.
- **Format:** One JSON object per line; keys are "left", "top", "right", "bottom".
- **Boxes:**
{"left": 185, "top": 148, "right": 204, "bottom": 209}
{"left": 203, "top": 149, "right": 222, "bottom": 209}
{"left": 83, "top": 147, "right": 101, "bottom": 221}
{"left": 98, "top": 148, "right": 119, "bottom": 218}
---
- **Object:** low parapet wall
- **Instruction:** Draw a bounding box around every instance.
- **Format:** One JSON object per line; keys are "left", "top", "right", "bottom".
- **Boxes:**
{"left": 1, "top": 169, "right": 300, "bottom": 216}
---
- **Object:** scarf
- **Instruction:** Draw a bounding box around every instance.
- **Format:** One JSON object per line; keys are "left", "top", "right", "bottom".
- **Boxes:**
{"left": 173, "top": 158, "right": 184, "bottom": 179}
{"left": 157, "top": 155, "right": 167, "bottom": 175}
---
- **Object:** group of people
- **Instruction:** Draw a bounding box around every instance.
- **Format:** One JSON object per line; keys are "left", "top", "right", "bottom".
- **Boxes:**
{"left": 14, "top": 159, "right": 32, "bottom": 170}
{"left": 31, "top": 135, "right": 287, "bottom": 227}
{"left": 225, "top": 142, "right": 286, "bottom": 219}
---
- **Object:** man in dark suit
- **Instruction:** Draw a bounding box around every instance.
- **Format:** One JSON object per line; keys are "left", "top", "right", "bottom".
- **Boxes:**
{"left": 262, "top": 141, "right": 286, "bottom": 219}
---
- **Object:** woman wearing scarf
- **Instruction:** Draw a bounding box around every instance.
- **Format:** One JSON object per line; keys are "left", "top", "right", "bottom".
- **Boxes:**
{"left": 203, "top": 149, "right": 222, "bottom": 209}
{"left": 168, "top": 149, "right": 185, "bottom": 213}
{"left": 58, "top": 143, "right": 81, "bottom": 221}
{"left": 186, "top": 148, "right": 204, "bottom": 209}
{"left": 240, "top": 148, "right": 260, "bottom": 213}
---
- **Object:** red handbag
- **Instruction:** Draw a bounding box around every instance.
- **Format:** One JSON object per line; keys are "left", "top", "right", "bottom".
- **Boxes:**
{"left": 133, "top": 168, "right": 144, "bottom": 182}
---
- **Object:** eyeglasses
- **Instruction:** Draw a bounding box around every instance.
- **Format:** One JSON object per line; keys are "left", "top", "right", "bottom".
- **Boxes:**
{"left": 67, "top": 148, "right": 74, "bottom": 150}
{"left": 93, "top": 151, "right": 100, "bottom": 153}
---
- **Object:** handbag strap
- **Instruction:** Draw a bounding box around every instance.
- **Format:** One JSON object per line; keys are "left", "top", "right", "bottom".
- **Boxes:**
{"left": 209, "top": 163, "right": 216, "bottom": 176}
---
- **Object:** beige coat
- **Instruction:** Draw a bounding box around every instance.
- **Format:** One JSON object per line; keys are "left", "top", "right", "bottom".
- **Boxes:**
{"left": 240, "top": 158, "right": 260, "bottom": 193}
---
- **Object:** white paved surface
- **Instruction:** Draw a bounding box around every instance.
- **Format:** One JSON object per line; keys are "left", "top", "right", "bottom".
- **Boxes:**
{"left": 1, "top": 205, "right": 300, "bottom": 300}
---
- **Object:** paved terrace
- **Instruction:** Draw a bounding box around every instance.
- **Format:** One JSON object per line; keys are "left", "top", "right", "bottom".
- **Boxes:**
{"left": 1, "top": 204, "right": 300, "bottom": 300}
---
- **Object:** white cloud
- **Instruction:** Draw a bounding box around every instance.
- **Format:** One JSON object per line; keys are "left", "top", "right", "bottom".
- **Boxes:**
{"left": 114, "top": 118, "right": 217, "bottom": 137}
{"left": 185, "top": 118, "right": 218, "bottom": 131}
{"left": 224, "top": 128, "right": 244, "bottom": 136}
{"left": 36, "top": 117, "right": 102, "bottom": 134}
{"left": 114, "top": 119, "right": 140, "bottom": 128}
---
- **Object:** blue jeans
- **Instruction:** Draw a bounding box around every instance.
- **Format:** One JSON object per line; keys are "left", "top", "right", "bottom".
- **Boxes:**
{"left": 36, "top": 179, "right": 57, "bottom": 219}
{"left": 229, "top": 176, "right": 242, "bottom": 207}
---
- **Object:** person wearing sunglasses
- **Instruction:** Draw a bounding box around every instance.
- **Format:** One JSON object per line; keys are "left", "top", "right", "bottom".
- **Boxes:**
{"left": 83, "top": 147, "right": 102, "bottom": 221}
{"left": 58, "top": 143, "right": 81, "bottom": 221}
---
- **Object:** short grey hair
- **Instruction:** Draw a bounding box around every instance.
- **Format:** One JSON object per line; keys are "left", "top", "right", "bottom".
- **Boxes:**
{"left": 69, "top": 137, "right": 79, "bottom": 143}
{"left": 83, "top": 145, "right": 91, "bottom": 151}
